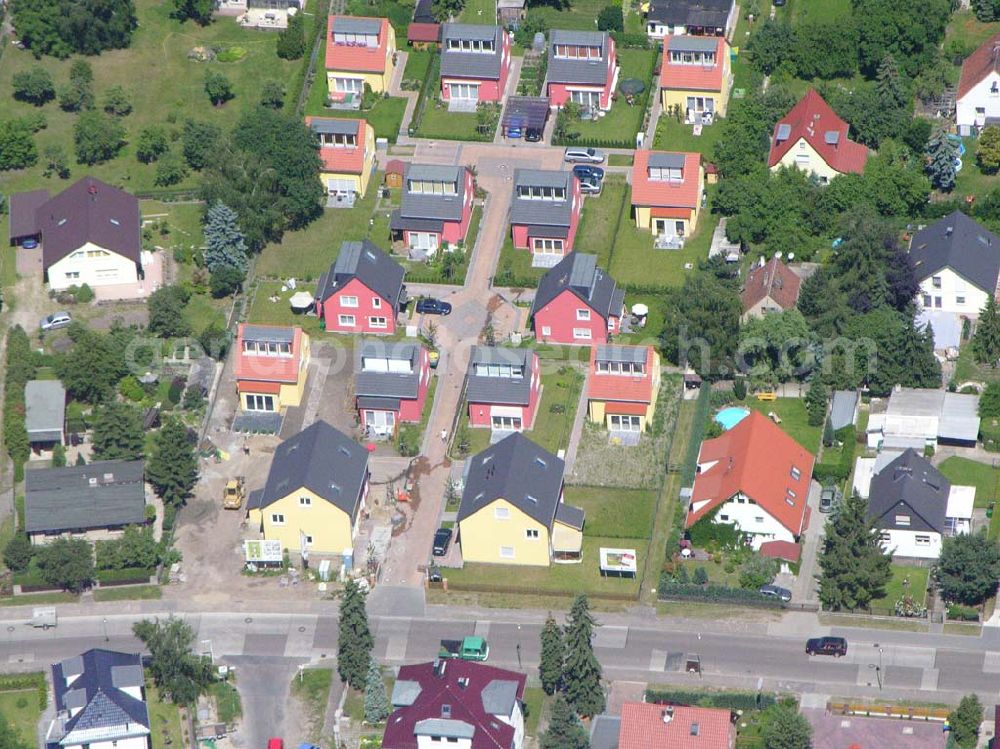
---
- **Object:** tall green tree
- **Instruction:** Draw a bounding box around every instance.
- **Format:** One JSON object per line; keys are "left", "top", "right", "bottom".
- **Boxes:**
{"left": 10, "top": 0, "right": 138, "bottom": 57}
{"left": 182, "top": 120, "right": 222, "bottom": 170}
{"left": 204, "top": 71, "right": 234, "bottom": 106}
{"left": 978, "top": 126, "right": 1000, "bottom": 174}
{"left": 0, "top": 710, "right": 30, "bottom": 749}
{"left": 661, "top": 271, "right": 742, "bottom": 379}
{"left": 148, "top": 285, "right": 192, "bottom": 338}
{"left": 363, "top": 660, "right": 390, "bottom": 724}
{"left": 875, "top": 55, "right": 907, "bottom": 110}
{"left": 136, "top": 125, "right": 169, "bottom": 164}
{"left": 203, "top": 202, "right": 249, "bottom": 274}
{"left": 338, "top": 579, "right": 374, "bottom": 689}
{"left": 133, "top": 617, "right": 215, "bottom": 705}
{"left": 171, "top": 0, "right": 214, "bottom": 25}
{"left": 276, "top": 12, "right": 306, "bottom": 60}
{"left": 103, "top": 85, "right": 133, "bottom": 116}
{"left": 761, "top": 702, "right": 812, "bottom": 749}
{"left": 59, "top": 60, "right": 94, "bottom": 112}
{"left": 91, "top": 401, "right": 144, "bottom": 460}
{"left": 924, "top": 126, "right": 959, "bottom": 192}
{"left": 949, "top": 694, "right": 983, "bottom": 749}
{"left": 37, "top": 537, "right": 94, "bottom": 592}
{"left": 540, "top": 695, "right": 589, "bottom": 749}
{"left": 0, "top": 120, "right": 38, "bottom": 171}
{"left": 74, "top": 111, "right": 126, "bottom": 165}
{"left": 936, "top": 532, "right": 1000, "bottom": 607}
{"left": 561, "top": 595, "right": 604, "bottom": 718}
{"left": 746, "top": 18, "right": 797, "bottom": 76}
{"left": 804, "top": 376, "right": 828, "bottom": 427}
{"left": 980, "top": 381, "right": 1000, "bottom": 417}
{"left": 146, "top": 418, "right": 198, "bottom": 507}
{"left": 11, "top": 67, "right": 55, "bottom": 105}
{"left": 738, "top": 309, "right": 815, "bottom": 383}
{"left": 3, "top": 534, "right": 34, "bottom": 573}
{"left": 539, "top": 614, "right": 564, "bottom": 695}
{"left": 817, "top": 493, "right": 892, "bottom": 611}
{"left": 854, "top": 0, "right": 950, "bottom": 77}
{"left": 973, "top": 296, "right": 1000, "bottom": 366}
{"left": 57, "top": 327, "right": 125, "bottom": 402}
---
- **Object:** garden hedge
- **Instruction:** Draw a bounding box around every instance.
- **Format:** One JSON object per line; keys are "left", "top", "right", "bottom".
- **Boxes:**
{"left": 657, "top": 581, "right": 784, "bottom": 608}
{"left": 0, "top": 671, "right": 48, "bottom": 709}
{"left": 96, "top": 567, "right": 155, "bottom": 586}
{"left": 645, "top": 688, "right": 777, "bottom": 711}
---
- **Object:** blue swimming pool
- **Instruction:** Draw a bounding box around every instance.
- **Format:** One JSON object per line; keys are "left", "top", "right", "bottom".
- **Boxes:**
{"left": 715, "top": 407, "right": 750, "bottom": 431}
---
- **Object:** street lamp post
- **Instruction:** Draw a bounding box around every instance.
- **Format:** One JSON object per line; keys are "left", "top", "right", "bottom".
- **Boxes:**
{"left": 102, "top": 618, "right": 109, "bottom": 642}
{"left": 516, "top": 625, "right": 522, "bottom": 669}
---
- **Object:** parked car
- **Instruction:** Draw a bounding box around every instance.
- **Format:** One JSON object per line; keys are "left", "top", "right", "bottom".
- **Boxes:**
{"left": 819, "top": 485, "right": 842, "bottom": 513}
{"left": 507, "top": 125, "right": 523, "bottom": 138}
{"left": 805, "top": 636, "right": 847, "bottom": 657}
{"left": 40, "top": 311, "right": 72, "bottom": 331}
{"left": 439, "top": 636, "right": 489, "bottom": 661}
{"left": 525, "top": 128, "right": 543, "bottom": 143}
{"left": 580, "top": 178, "right": 602, "bottom": 195}
{"left": 416, "top": 298, "right": 453, "bottom": 316}
{"left": 267, "top": 739, "right": 284, "bottom": 749}
{"left": 21, "top": 238, "right": 38, "bottom": 250}
{"left": 573, "top": 165, "right": 605, "bottom": 182}
{"left": 432, "top": 527, "right": 453, "bottom": 556}
{"left": 759, "top": 584, "right": 791, "bottom": 603}
{"left": 564, "top": 147, "right": 605, "bottom": 164}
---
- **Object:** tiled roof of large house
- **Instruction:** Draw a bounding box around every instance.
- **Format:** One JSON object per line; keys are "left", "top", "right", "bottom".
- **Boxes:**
{"left": 741, "top": 256, "right": 802, "bottom": 312}
{"left": 647, "top": 0, "right": 732, "bottom": 27}
{"left": 355, "top": 341, "right": 424, "bottom": 403}
{"left": 440, "top": 23, "right": 505, "bottom": 79}
{"left": 391, "top": 164, "right": 469, "bottom": 233}
{"left": 631, "top": 150, "right": 702, "bottom": 209}
{"left": 465, "top": 346, "right": 534, "bottom": 406}
{"left": 51, "top": 649, "right": 149, "bottom": 746}
{"left": 247, "top": 421, "right": 369, "bottom": 516}
{"left": 383, "top": 660, "right": 526, "bottom": 749}
{"left": 547, "top": 30, "right": 612, "bottom": 86}
{"left": 909, "top": 211, "right": 1000, "bottom": 294}
{"left": 326, "top": 16, "right": 390, "bottom": 73}
{"left": 959, "top": 31, "right": 1000, "bottom": 99}
{"left": 235, "top": 324, "right": 305, "bottom": 383}
{"left": 25, "top": 460, "right": 145, "bottom": 535}
{"left": 619, "top": 702, "right": 733, "bottom": 749}
{"left": 307, "top": 117, "right": 367, "bottom": 174}
{"left": 458, "top": 433, "right": 566, "bottom": 527}
{"left": 868, "top": 449, "right": 950, "bottom": 535}
{"left": 510, "top": 169, "right": 575, "bottom": 232}
{"left": 767, "top": 89, "right": 868, "bottom": 175}
{"left": 660, "top": 35, "right": 727, "bottom": 91}
{"left": 587, "top": 345, "right": 656, "bottom": 403}
{"left": 531, "top": 252, "right": 624, "bottom": 322}
{"left": 688, "top": 410, "right": 813, "bottom": 535}
{"left": 316, "top": 240, "right": 406, "bottom": 309}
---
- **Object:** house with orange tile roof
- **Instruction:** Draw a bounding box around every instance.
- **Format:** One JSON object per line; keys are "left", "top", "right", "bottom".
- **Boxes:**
{"left": 306, "top": 117, "right": 376, "bottom": 201}
{"left": 740, "top": 255, "right": 802, "bottom": 321}
{"left": 660, "top": 35, "right": 732, "bottom": 120}
{"left": 605, "top": 702, "right": 735, "bottom": 749}
{"left": 687, "top": 410, "right": 814, "bottom": 549}
{"left": 768, "top": 89, "right": 868, "bottom": 182}
{"left": 325, "top": 16, "right": 396, "bottom": 98}
{"left": 957, "top": 32, "right": 1000, "bottom": 131}
{"left": 630, "top": 150, "right": 704, "bottom": 246}
{"left": 587, "top": 345, "right": 661, "bottom": 439}
{"left": 234, "top": 323, "right": 311, "bottom": 414}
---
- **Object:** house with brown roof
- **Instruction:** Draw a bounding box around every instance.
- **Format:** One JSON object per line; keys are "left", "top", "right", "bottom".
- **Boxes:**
{"left": 740, "top": 255, "right": 802, "bottom": 321}
{"left": 687, "top": 410, "right": 814, "bottom": 552}
{"left": 591, "top": 702, "right": 735, "bottom": 749}
{"left": 7, "top": 177, "right": 157, "bottom": 298}
{"left": 957, "top": 32, "right": 1000, "bottom": 132}
{"left": 768, "top": 89, "right": 868, "bottom": 183}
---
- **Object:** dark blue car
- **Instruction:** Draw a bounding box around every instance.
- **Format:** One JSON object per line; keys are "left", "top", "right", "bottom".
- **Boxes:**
{"left": 573, "top": 165, "right": 605, "bottom": 182}
{"left": 416, "top": 298, "right": 452, "bottom": 316}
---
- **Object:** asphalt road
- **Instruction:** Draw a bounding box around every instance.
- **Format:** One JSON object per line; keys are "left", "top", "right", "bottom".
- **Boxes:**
{"left": 6, "top": 608, "right": 1000, "bottom": 749}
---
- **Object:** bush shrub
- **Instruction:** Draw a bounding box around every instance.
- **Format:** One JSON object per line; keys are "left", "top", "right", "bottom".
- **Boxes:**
{"left": 645, "top": 688, "right": 776, "bottom": 711}
{"left": 948, "top": 604, "right": 981, "bottom": 622}
{"left": 657, "top": 580, "right": 783, "bottom": 607}
{"left": 0, "top": 672, "right": 47, "bottom": 709}
{"left": 687, "top": 510, "right": 744, "bottom": 549}
{"left": 96, "top": 567, "right": 155, "bottom": 586}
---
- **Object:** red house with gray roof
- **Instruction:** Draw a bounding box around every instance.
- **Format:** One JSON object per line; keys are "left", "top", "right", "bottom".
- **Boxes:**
{"left": 530, "top": 252, "right": 624, "bottom": 345}
{"left": 382, "top": 660, "right": 527, "bottom": 749}
{"left": 316, "top": 240, "right": 407, "bottom": 335}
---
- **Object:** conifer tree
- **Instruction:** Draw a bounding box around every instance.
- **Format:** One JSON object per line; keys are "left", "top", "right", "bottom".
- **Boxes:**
{"left": 561, "top": 595, "right": 604, "bottom": 717}
{"left": 363, "top": 659, "right": 390, "bottom": 724}
{"left": 924, "top": 127, "right": 959, "bottom": 192}
{"left": 539, "top": 614, "right": 564, "bottom": 695}
{"left": 817, "top": 493, "right": 892, "bottom": 610}
{"left": 540, "top": 695, "right": 589, "bottom": 749}
{"left": 146, "top": 418, "right": 198, "bottom": 507}
{"left": 338, "top": 579, "right": 374, "bottom": 689}
{"left": 805, "top": 376, "right": 828, "bottom": 427}
{"left": 973, "top": 296, "right": 1000, "bottom": 366}
{"left": 203, "top": 202, "right": 248, "bottom": 274}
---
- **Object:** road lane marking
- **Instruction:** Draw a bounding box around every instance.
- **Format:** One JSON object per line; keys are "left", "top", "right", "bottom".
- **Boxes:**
{"left": 649, "top": 649, "right": 667, "bottom": 672}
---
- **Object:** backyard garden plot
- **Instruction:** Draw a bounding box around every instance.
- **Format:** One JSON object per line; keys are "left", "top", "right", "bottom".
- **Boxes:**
{"left": 746, "top": 397, "right": 822, "bottom": 453}
{"left": 568, "top": 377, "right": 682, "bottom": 488}
{"left": 938, "top": 457, "right": 1000, "bottom": 509}
{"left": 303, "top": 73, "right": 408, "bottom": 142}
{"left": 0, "top": 0, "right": 300, "bottom": 195}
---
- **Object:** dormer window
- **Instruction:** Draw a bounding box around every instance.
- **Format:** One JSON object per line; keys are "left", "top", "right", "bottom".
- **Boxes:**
{"left": 447, "top": 37, "right": 495, "bottom": 53}
{"left": 596, "top": 360, "right": 645, "bottom": 375}
{"left": 648, "top": 166, "right": 683, "bottom": 182}
{"left": 333, "top": 31, "right": 378, "bottom": 47}
{"left": 516, "top": 185, "right": 567, "bottom": 201}
{"left": 407, "top": 179, "right": 458, "bottom": 196}
{"left": 474, "top": 363, "right": 524, "bottom": 378}
{"left": 319, "top": 132, "right": 357, "bottom": 148}
{"left": 243, "top": 339, "right": 292, "bottom": 356}
{"left": 361, "top": 354, "right": 413, "bottom": 374}
{"left": 669, "top": 51, "right": 715, "bottom": 66}
{"left": 553, "top": 44, "right": 603, "bottom": 60}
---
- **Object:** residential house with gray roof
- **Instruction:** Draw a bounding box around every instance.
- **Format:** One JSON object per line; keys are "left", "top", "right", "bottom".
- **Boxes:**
{"left": 510, "top": 169, "right": 583, "bottom": 267}
{"left": 464, "top": 346, "right": 541, "bottom": 435}
{"left": 316, "top": 240, "right": 407, "bottom": 335}
{"left": 25, "top": 460, "right": 146, "bottom": 545}
{"left": 25, "top": 379, "right": 65, "bottom": 451}
{"left": 457, "top": 432, "right": 585, "bottom": 565}
{"left": 530, "top": 252, "right": 625, "bottom": 345}
{"left": 390, "top": 164, "right": 475, "bottom": 257}
{"left": 909, "top": 211, "right": 1000, "bottom": 348}
{"left": 354, "top": 340, "right": 431, "bottom": 438}
{"left": 47, "top": 649, "right": 150, "bottom": 749}
{"left": 439, "top": 23, "right": 512, "bottom": 106}
{"left": 546, "top": 30, "right": 618, "bottom": 112}
{"left": 646, "top": 0, "right": 736, "bottom": 38}
{"left": 382, "top": 660, "right": 527, "bottom": 749}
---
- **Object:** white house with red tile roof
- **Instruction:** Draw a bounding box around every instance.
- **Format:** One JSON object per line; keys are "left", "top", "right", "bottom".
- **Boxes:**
{"left": 768, "top": 89, "right": 868, "bottom": 182}
{"left": 688, "top": 411, "right": 814, "bottom": 549}
{"left": 957, "top": 32, "right": 1000, "bottom": 131}
{"left": 616, "top": 703, "right": 735, "bottom": 749}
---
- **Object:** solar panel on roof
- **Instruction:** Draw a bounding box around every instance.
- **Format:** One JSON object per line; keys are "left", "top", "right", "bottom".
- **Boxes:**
{"left": 776, "top": 123, "right": 791, "bottom": 141}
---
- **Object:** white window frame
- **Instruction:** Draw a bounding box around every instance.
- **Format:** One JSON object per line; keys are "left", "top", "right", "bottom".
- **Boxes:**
{"left": 333, "top": 77, "right": 364, "bottom": 94}
{"left": 491, "top": 415, "right": 523, "bottom": 431}
{"left": 569, "top": 89, "right": 601, "bottom": 109}
{"left": 609, "top": 414, "right": 641, "bottom": 431}
{"left": 372, "top": 297, "right": 382, "bottom": 309}
{"left": 895, "top": 515, "right": 911, "bottom": 526}
{"left": 409, "top": 231, "right": 440, "bottom": 251}
{"left": 338, "top": 314, "right": 356, "bottom": 327}
{"left": 299, "top": 496, "right": 311, "bottom": 507}
{"left": 369, "top": 316, "right": 388, "bottom": 329}
{"left": 525, "top": 529, "right": 540, "bottom": 540}
{"left": 915, "top": 535, "right": 931, "bottom": 545}
{"left": 576, "top": 308, "right": 591, "bottom": 321}
{"left": 532, "top": 238, "right": 565, "bottom": 254}
{"left": 494, "top": 506, "right": 511, "bottom": 520}
{"left": 449, "top": 82, "right": 480, "bottom": 100}
{"left": 341, "top": 295, "right": 359, "bottom": 308}
{"left": 270, "top": 513, "right": 285, "bottom": 525}
{"left": 541, "top": 326, "right": 552, "bottom": 337}
{"left": 500, "top": 546, "right": 515, "bottom": 558}
{"left": 573, "top": 328, "right": 592, "bottom": 340}
{"left": 245, "top": 394, "right": 275, "bottom": 412}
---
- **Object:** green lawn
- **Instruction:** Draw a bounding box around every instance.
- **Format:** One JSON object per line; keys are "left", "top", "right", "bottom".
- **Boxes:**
{"left": 0, "top": 591, "right": 79, "bottom": 606}
{"left": 92, "top": 585, "right": 163, "bottom": 602}
{"left": 403, "top": 49, "right": 434, "bottom": 83}
{"left": 608, "top": 154, "right": 634, "bottom": 166}
{"left": 255, "top": 176, "right": 384, "bottom": 279}
{"left": 247, "top": 281, "right": 325, "bottom": 336}
{"left": 946, "top": 10, "right": 1000, "bottom": 54}
{"left": 746, "top": 397, "right": 821, "bottom": 453}
{"left": 303, "top": 74, "right": 408, "bottom": 142}
{"left": 524, "top": 0, "right": 624, "bottom": 31}
{"left": 495, "top": 236, "right": 545, "bottom": 288}
{"left": 870, "top": 565, "right": 930, "bottom": 612}
{"left": 522, "top": 687, "right": 546, "bottom": 737}
{"left": 954, "top": 136, "right": 1000, "bottom": 200}
{"left": 939, "top": 457, "right": 1000, "bottom": 508}
{"left": 653, "top": 115, "right": 726, "bottom": 158}
{"left": 417, "top": 101, "right": 495, "bottom": 141}
{"left": 533, "top": 366, "right": 585, "bottom": 454}
{"left": 453, "top": 408, "right": 492, "bottom": 458}
{"left": 615, "top": 292, "right": 667, "bottom": 345}
{"left": 563, "top": 486, "right": 657, "bottom": 539}
{"left": 789, "top": 0, "right": 853, "bottom": 24}
{"left": 459, "top": 0, "right": 497, "bottom": 23}
{"left": 291, "top": 668, "right": 333, "bottom": 743}
{"left": 208, "top": 680, "right": 243, "bottom": 724}
{"left": 574, "top": 177, "right": 624, "bottom": 269}
{"left": 0, "top": 0, "right": 300, "bottom": 196}
{"left": 397, "top": 377, "right": 438, "bottom": 454}
{"left": 148, "top": 684, "right": 184, "bottom": 749}
{"left": 401, "top": 205, "right": 482, "bottom": 284}
{"left": 567, "top": 48, "right": 657, "bottom": 143}
{"left": 182, "top": 292, "right": 228, "bottom": 337}
{"left": 446, "top": 536, "right": 649, "bottom": 598}
{"left": 0, "top": 689, "right": 42, "bottom": 746}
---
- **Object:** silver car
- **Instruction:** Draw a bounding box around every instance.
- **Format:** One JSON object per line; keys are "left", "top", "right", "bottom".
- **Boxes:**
{"left": 40, "top": 311, "right": 72, "bottom": 331}
{"left": 564, "top": 147, "right": 606, "bottom": 164}
{"left": 760, "top": 584, "right": 792, "bottom": 602}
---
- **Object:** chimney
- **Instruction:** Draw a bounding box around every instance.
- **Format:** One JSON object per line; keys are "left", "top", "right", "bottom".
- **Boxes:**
{"left": 945, "top": 225, "right": 954, "bottom": 237}
{"left": 662, "top": 706, "right": 674, "bottom": 723}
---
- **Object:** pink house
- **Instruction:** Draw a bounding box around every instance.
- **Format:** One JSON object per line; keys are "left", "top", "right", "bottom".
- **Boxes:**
{"left": 390, "top": 164, "right": 474, "bottom": 256}
{"left": 440, "top": 23, "right": 511, "bottom": 104}
{"left": 355, "top": 340, "right": 431, "bottom": 438}
{"left": 465, "top": 346, "right": 541, "bottom": 434}
{"left": 531, "top": 252, "right": 624, "bottom": 346}
{"left": 511, "top": 169, "right": 582, "bottom": 268}
{"left": 546, "top": 30, "right": 618, "bottom": 112}
{"left": 316, "top": 240, "right": 407, "bottom": 335}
